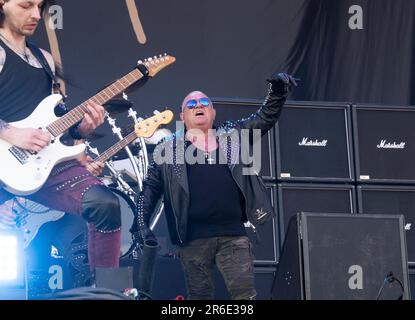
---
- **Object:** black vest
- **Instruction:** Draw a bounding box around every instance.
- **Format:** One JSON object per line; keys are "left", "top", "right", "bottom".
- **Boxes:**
{"left": 0, "top": 40, "right": 51, "bottom": 122}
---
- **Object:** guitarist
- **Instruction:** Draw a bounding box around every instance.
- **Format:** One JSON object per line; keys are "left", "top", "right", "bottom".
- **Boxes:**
{"left": 0, "top": 0, "right": 122, "bottom": 272}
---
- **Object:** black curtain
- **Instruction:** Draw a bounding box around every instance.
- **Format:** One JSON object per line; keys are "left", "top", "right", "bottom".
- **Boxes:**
{"left": 285, "top": 0, "right": 415, "bottom": 106}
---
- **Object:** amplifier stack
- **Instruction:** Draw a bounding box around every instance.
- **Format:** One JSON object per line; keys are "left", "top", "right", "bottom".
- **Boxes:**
{"left": 210, "top": 98, "right": 415, "bottom": 299}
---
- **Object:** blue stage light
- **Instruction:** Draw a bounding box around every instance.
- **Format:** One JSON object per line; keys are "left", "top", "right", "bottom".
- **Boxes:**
{"left": 0, "top": 230, "right": 27, "bottom": 299}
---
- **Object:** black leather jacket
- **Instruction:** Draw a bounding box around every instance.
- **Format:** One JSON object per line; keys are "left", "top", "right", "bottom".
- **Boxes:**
{"left": 137, "top": 87, "right": 287, "bottom": 246}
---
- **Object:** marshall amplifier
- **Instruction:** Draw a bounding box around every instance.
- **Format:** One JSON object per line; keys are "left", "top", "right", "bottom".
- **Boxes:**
{"left": 275, "top": 101, "right": 354, "bottom": 182}
{"left": 247, "top": 183, "right": 279, "bottom": 265}
{"left": 357, "top": 185, "right": 415, "bottom": 266}
{"left": 272, "top": 213, "right": 410, "bottom": 300}
{"left": 277, "top": 183, "right": 356, "bottom": 245}
{"left": 353, "top": 105, "right": 415, "bottom": 183}
{"left": 211, "top": 97, "right": 276, "bottom": 179}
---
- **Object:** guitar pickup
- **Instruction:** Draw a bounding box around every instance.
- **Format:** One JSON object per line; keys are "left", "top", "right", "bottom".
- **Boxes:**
{"left": 9, "top": 146, "right": 29, "bottom": 164}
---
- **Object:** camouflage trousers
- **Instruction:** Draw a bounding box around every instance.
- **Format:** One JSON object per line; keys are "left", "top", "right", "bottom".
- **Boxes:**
{"left": 177, "top": 236, "right": 256, "bottom": 300}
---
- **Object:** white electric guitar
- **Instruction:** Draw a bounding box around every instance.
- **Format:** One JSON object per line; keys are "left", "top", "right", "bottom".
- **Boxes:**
{"left": 12, "top": 198, "right": 66, "bottom": 249}
{"left": 0, "top": 55, "right": 175, "bottom": 195}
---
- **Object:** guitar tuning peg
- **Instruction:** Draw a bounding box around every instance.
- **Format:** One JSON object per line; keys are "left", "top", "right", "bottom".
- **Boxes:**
{"left": 153, "top": 110, "right": 160, "bottom": 115}
{"left": 137, "top": 60, "right": 143, "bottom": 64}
{"left": 138, "top": 117, "right": 144, "bottom": 122}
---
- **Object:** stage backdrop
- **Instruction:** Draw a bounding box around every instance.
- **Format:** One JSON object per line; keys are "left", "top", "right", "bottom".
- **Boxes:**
{"left": 31, "top": 0, "right": 415, "bottom": 150}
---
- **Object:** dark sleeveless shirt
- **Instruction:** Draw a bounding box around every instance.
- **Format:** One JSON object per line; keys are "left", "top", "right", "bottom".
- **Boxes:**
{"left": 0, "top": 39, "right": 51, "bottom": 122}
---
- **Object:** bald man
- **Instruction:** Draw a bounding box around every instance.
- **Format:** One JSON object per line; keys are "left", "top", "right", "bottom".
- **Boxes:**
{"left": 137, "top": 73, "right": 297, "bottom": 299}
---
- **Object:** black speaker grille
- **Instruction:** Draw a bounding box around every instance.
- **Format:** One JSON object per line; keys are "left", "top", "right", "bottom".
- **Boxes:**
{"left": 276, "top": 103, "right": 353, "bottom": 181}
{"left": 278, "top": 184, "right": 356, "bottom": 243}
{"left": 358, "top": 186, "right": 415, "bottom": 265}
{"left": 302, "top": 213, "right": 409, "bottom": 300}
{"left": 353, "top": 106, "right": 415, "bottom": 183}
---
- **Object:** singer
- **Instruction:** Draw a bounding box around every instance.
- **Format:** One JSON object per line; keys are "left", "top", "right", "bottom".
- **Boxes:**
{"left": 136, "top": 72, "right": 297, "bottom": 299}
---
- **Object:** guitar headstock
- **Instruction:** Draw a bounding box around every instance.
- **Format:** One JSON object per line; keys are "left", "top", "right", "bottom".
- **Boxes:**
{"left": 138, "top": 54, "right": 176, "bottom": 77}
{"left": 135, "top": 109, "right": 174, "bottom": 138}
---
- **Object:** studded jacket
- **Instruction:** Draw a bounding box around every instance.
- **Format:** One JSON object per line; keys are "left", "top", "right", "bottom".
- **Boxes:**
{"left": 137, "top": 86, "right": 287, "bottom": 246}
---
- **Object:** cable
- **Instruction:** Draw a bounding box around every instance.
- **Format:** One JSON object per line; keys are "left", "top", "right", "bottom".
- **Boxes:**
{"left": 49, "top": 287, "right": 134, "bottom": 300}
{"left": 376, "top": 272, "right": 405, "bottom": 300}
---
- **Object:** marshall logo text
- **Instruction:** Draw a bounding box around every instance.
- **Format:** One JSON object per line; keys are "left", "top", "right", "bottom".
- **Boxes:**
{"left": 376, "top": 140, "right": 406, "bottom": 149}
{"left": 298, "top": 137, "right": 328, "bottom": 147}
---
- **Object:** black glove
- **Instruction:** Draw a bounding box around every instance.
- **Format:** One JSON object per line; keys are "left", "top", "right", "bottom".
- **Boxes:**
{"left": 140, "top": 226, "right": 158, "bottom": 247}
{"left": 267, "top": 72, "right": 298, "bottom": 96}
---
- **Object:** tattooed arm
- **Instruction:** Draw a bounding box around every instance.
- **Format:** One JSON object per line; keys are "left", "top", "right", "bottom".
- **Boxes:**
{"left": 0, "top": 45, "right": 5, "bottom": 74}
{"left": 0, "top": 45, "right": 52, "bottom": 150}
{"left": 0, "top": 119, "right": 51, "bottom": 151}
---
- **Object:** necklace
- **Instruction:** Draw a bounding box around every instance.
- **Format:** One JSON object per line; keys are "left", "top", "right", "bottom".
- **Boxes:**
{"left": 204, "top": 149, "right": 215, "bottom": 165}
{"left": 204, "top": 136, "right": 217, "bottom": 164}
{"left": 0, "top": 32, "right": 30, "bottom": 63}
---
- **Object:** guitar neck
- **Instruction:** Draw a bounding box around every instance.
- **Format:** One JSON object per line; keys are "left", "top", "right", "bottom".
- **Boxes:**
{"left": 46, "top": 68, "right": 144, "bottom": 137}
{"left": 94, "top": 130, "right": 138, "bottom": 163}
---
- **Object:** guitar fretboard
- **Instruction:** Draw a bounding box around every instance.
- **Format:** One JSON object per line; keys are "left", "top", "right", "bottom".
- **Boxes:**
{"left": 94, "top": 130, "right": 138, "bottom": 163}
{"left": 46, "top": 68, "right": 144, "bottom": 137}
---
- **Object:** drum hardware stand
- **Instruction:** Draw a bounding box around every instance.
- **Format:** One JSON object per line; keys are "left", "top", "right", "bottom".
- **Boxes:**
{"left": 128, "top": 108, "right": 149, "bottom": 179}
{"left": 84, "top": 141, "right": 136, "bottom": 199}
{"left": 128, "top": 109, "right": 166, "bottom": 239}
{"left": 106, "top": 112, "right": 144, "bottom": 192}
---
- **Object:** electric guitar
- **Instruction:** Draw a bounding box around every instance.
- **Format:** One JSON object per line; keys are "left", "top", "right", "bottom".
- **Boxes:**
{"left": 0, "top": 197, "right": 66, "bottom": 249}
{"left": 0, "top": 55, "right": 175, "bottom": 195}
{"left": 13, "top": 197, "right": 65, "bottom": 249}
{"left": 16, "top": 111, "right": 174, "bottom": 247}
{"left": 91, "top": 110, "right": 174, "bottom": 164}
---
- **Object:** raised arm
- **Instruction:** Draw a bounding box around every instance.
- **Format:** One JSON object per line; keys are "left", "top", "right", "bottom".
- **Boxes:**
{"left": 237, "top": 72, "right": 298, "bottom": 135}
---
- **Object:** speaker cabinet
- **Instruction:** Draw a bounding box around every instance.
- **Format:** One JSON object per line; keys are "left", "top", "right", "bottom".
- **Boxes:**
{"left": 357, "top": 185, "right": 415, "bottom": 265}
{"left": 275, "top": 102, "right": 353, "bottom": 182}
{"left": 277, "top": 183, "right": 356, "bottom": 244}
{"left": 272, "top": 213, "right": 410, "bottom": 300}
{"left": 211, "top": 97, "right": 276, "bottom": 179}
{"left": 353, "top": 105, "right": 415, "bottom": 183}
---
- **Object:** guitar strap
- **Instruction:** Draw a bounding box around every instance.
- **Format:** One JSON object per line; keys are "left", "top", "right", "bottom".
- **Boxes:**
{"left": 26, "top": 42, "right": 66, "bottom": 102}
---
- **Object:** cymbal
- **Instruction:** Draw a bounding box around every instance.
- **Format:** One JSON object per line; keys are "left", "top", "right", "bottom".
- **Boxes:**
{"left": 104, "top": 99, "right": 133, "bottom": 115}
